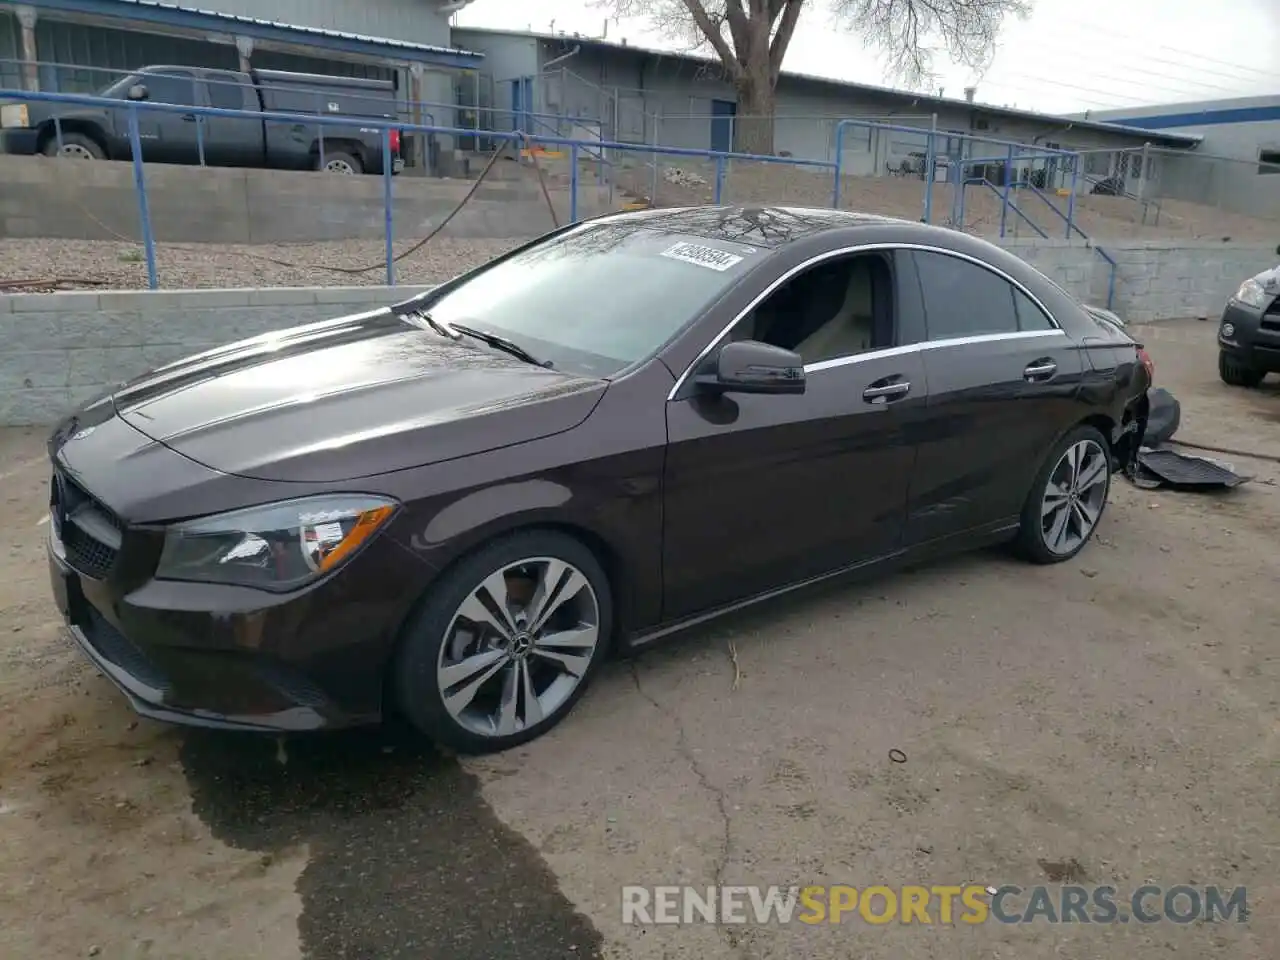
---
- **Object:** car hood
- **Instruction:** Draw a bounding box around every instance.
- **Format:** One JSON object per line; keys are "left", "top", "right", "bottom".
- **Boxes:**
{"left": 1249, "top": 264, "right": 1280, "bottom": 290}
{"left": 111, "top": 307, "right": 607, "bottom": 483}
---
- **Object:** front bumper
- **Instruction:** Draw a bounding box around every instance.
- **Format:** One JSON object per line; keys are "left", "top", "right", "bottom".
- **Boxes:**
{"left": 46, "top": 494, "right": 416, "bottom": 734}
{"left": 0, "top": 128, "right": 40, "bottom": 155}
{"left": 1217, "top": 298, "right": 1280, "bottom": 370}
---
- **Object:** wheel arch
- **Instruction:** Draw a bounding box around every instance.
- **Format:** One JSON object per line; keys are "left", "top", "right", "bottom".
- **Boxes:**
{"left": 380, "top": 515, "right": 631, "bottom": 714}
{"left": 36, "top": 119, "right": 108, "bottom": 156}
{"left": 309, "top": 138, "right": 368, "bottom": 171}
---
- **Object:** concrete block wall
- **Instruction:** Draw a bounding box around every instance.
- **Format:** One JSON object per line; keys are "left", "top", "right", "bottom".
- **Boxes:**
{"left": 0, "top": 285, "right": 431, "bottom": 426}
{"left": 0, "top": 156, "right": 613, "bottom": 244}
{"left": 999, "top": 238, "right": 1277, "bottom": 320}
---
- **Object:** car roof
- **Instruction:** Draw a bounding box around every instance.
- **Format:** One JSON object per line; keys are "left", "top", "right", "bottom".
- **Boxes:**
{"left": 588, "top": 205, "right": 916, "bottom": 249}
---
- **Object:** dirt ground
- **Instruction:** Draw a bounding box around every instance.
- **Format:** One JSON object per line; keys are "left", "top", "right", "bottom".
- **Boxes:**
{"left": 1, "top": 318, "right": 1278, "bottom": 959}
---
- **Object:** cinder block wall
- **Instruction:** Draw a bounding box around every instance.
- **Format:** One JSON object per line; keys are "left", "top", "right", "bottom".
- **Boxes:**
{"left": 1000, "top": 238, "right": 1278, "bottom": 323}
{"left": 0, "top": 286, "right": 431, "bottom": 426}
{"left": 0, "top": 156, "right": 605, "bottom": 244}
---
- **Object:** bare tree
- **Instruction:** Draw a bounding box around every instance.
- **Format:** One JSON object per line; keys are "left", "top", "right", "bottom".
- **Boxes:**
{"left": 597, "top": 0, "right": 1029, "bottom": 154}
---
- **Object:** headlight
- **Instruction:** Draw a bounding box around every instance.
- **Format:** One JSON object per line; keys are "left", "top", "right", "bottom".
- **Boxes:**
{"left": 0, "top": 103, "right": 29, "bottom": 129}
{"left": 1233, "top": 278, "right": 1268, "bottom": 309}
{"left": 156, "top": 495, "right": 398, "bottom": 591}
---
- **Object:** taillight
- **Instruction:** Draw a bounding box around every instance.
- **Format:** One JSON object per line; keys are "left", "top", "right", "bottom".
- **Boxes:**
{"left": 1138, "top": 346, "right": 1154, "bottom": 382}
{"left": 388, "top": 128, "right": 401, "bottom": 154}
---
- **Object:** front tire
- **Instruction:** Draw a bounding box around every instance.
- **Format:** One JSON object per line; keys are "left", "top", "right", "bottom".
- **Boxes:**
{"left": 393, "top": 530, "right": 613, "bottom": 754}
{"left": 42, "top": 132, "right": 105, "bottom": 160}
{"left": 1014, "top": 425, "right": 1112, "bottom": 564}
{"left": 1219, "top": 350, "right": 1265, "bottom": 388}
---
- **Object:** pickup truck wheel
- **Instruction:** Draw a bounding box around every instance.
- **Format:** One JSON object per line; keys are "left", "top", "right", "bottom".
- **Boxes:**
{"left": 42, "top": 133, "right": 105, "bottom": 160}
{"left": 317, "top": 151, "right": 362, "bottom": 175}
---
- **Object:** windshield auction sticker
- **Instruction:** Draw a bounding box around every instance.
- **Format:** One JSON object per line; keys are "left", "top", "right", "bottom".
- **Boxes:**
{"left": 660, "top": 241, "right": 745, "bottom": 272}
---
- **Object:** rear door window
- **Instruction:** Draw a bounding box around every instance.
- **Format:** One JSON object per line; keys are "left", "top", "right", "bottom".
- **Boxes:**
{"left": 1013, "top": 287, "right": 1055, "bottom": 331}
{"left": 912, "top": 250, "right": 1021, "bottom": 340}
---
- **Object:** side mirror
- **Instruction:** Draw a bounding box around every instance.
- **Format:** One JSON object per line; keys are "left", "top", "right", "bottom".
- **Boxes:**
{"left": 127, "top": 84, "right": 149, "bottom": 101}
{"left": 694, "top": 340, "right": 805, "bottom": 396}
{"left": 1275, "top": 244, "right": 1280, "bottom": 256}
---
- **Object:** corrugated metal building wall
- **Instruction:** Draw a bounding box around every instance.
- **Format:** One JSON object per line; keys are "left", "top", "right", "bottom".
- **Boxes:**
{"left": 186, "top": 0, "right": 454, "bottom": 48}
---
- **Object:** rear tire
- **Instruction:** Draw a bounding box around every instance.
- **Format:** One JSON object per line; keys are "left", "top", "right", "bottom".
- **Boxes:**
{"left": 1219, "top": 350, "right": 1265, "bottom": 388}
{"left": 393, "top": 530, "right": 613, "bottom": 755}
{"left": 316, "top": 151, "right": 362, "bottom": 175}
{"left": 1014, "top": 424, "right": 1112, "bottom": 565}
{"left": 42, "top": 132, "right": 105, "bottom": 160}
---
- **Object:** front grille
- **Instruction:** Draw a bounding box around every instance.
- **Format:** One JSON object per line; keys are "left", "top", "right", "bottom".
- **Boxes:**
{"left": 1259, "top": 298, "right": 1280, "bottom": 331}
{"left": 52, "top": 470, "right": 123, "bottom": 580}
{"left": 81, "top": 605, "right": 170, "bottom": 693}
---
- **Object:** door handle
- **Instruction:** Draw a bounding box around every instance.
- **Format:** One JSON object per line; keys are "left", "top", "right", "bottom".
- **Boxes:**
{"left": 181, "top": 114, "right": 197, "bottom": 122}
{"left": 862, "top": 380, "right": 911, "bottom": 404}
{"left": 1023, "top": 359, "right": 1058, "bottom": 381}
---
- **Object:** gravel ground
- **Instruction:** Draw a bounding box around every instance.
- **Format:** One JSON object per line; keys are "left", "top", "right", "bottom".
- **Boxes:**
{"left": 1, "top": 319, "right": 1278, "bottom": 958}
{"left": 0, "top": 236, "right": 522, "bottom": 293}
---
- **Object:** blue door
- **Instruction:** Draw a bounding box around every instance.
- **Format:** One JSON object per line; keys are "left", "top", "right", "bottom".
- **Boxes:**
{"left": 710, "top": 99, "right": 736, "bottom": 153}
{"left": 511, "top": 77, "right": 534, "bottom": 133}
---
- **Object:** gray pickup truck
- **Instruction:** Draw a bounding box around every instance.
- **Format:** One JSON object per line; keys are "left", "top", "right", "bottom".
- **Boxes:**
{"left": 0, "top": 65, "right": 404, "bottom": 175}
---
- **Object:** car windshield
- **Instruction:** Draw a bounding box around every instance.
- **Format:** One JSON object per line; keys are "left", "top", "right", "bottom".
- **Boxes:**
{"left": 419, "top": 222, "right": 761, "bottom": 377}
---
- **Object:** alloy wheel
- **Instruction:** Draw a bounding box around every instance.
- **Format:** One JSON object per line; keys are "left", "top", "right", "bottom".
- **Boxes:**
{"left": 436, "top": 556, "right": 600, "bottom": 738}
{"left": 1040, "top": 438, "right": 1108, "bottom": 556}
{"left": 323, "top": 158, "right": 356, "bottom": 174}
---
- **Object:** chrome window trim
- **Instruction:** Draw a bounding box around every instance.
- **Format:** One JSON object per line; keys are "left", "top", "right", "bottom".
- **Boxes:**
{"left": 802, "top": 329, "right": 1066, "bottom": 375}
{"left": 666, "top": 241, "right": 1064, "bottom": 401}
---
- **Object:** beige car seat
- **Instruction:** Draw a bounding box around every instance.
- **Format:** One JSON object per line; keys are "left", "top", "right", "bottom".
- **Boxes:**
{"left": 793, "top": 262, "right": 875, "bottom": 364}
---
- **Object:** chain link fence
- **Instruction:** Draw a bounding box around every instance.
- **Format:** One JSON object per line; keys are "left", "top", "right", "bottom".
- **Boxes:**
{"left": 1073, "top": 146, "right": 1280, "bottom": 231}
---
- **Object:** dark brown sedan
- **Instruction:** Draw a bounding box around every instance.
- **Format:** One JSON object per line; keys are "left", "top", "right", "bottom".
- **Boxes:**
{"left": 46, "top": 207, "right": 1152, "bottom": 753}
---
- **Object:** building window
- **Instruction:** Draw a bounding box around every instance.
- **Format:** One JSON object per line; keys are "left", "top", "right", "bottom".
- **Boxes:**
{"left": 1259, "top": 149, "right": 1280, "bottom": 175}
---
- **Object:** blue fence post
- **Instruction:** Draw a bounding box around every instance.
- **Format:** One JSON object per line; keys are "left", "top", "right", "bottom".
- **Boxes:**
{"left": 832, "top": 122, "right": 845, "bottom": 208}
{"left": 1000, "top": 145, "right": 1014, "bottom": 239}
{"left": 52, "top": 115, "right": 64, "bottom": 152}
{"left": 922, "top": 130, "right": 936, "bottom": 223}
{"left": 316, "top": 93, "right": 326, "bottom": 170}
{"left": 383, "top": 127, "right": 395, "bottom": 286}
{"left": 570, "top": 143, "right": 579, "bottom": 223}
{"left": 1066, "top": 155, "right": 1079, "bottom": 239}
{"left": 714, "top": 155, "right": 726, "bottom": 204}
{"left": 195, "top": 116, "right": 206, "bottom": 167}
{"left": 126, "top": 105, "right": 158, "bottom": 290}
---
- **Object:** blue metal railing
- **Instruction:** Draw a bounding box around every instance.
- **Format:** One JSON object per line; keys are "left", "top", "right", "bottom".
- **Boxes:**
{"left": 832, "top": 118, "right": 1081, "bottom": 232}
{"left": 966, "top": 179, "right": 1047, "bottom": 238}
{"left": 1, "top": 88, "right": 1117, "bottom": 304}
{"left": 1018, "top": 183, "right": 1119, "bottom": 310}
{"left": 0, "top": 88, "right": 838, "bottom": 288}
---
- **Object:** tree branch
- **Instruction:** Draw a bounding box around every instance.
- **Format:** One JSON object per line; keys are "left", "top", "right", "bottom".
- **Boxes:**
{"left": 722, "top": 0, "right": 753, "bottom": 66}
{"left": 768, "top": 0, "right": 805, "bottom": 80}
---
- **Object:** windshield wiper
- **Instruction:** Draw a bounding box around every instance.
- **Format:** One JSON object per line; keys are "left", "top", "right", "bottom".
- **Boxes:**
{"left": 388, "top": 293, "right": 459, "bottom": 338}
{"left": 395, "top": 306, "right": 459, "bottom": 341}
{"left": 450, "top": 323, "right": 553, "bottom": 368}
